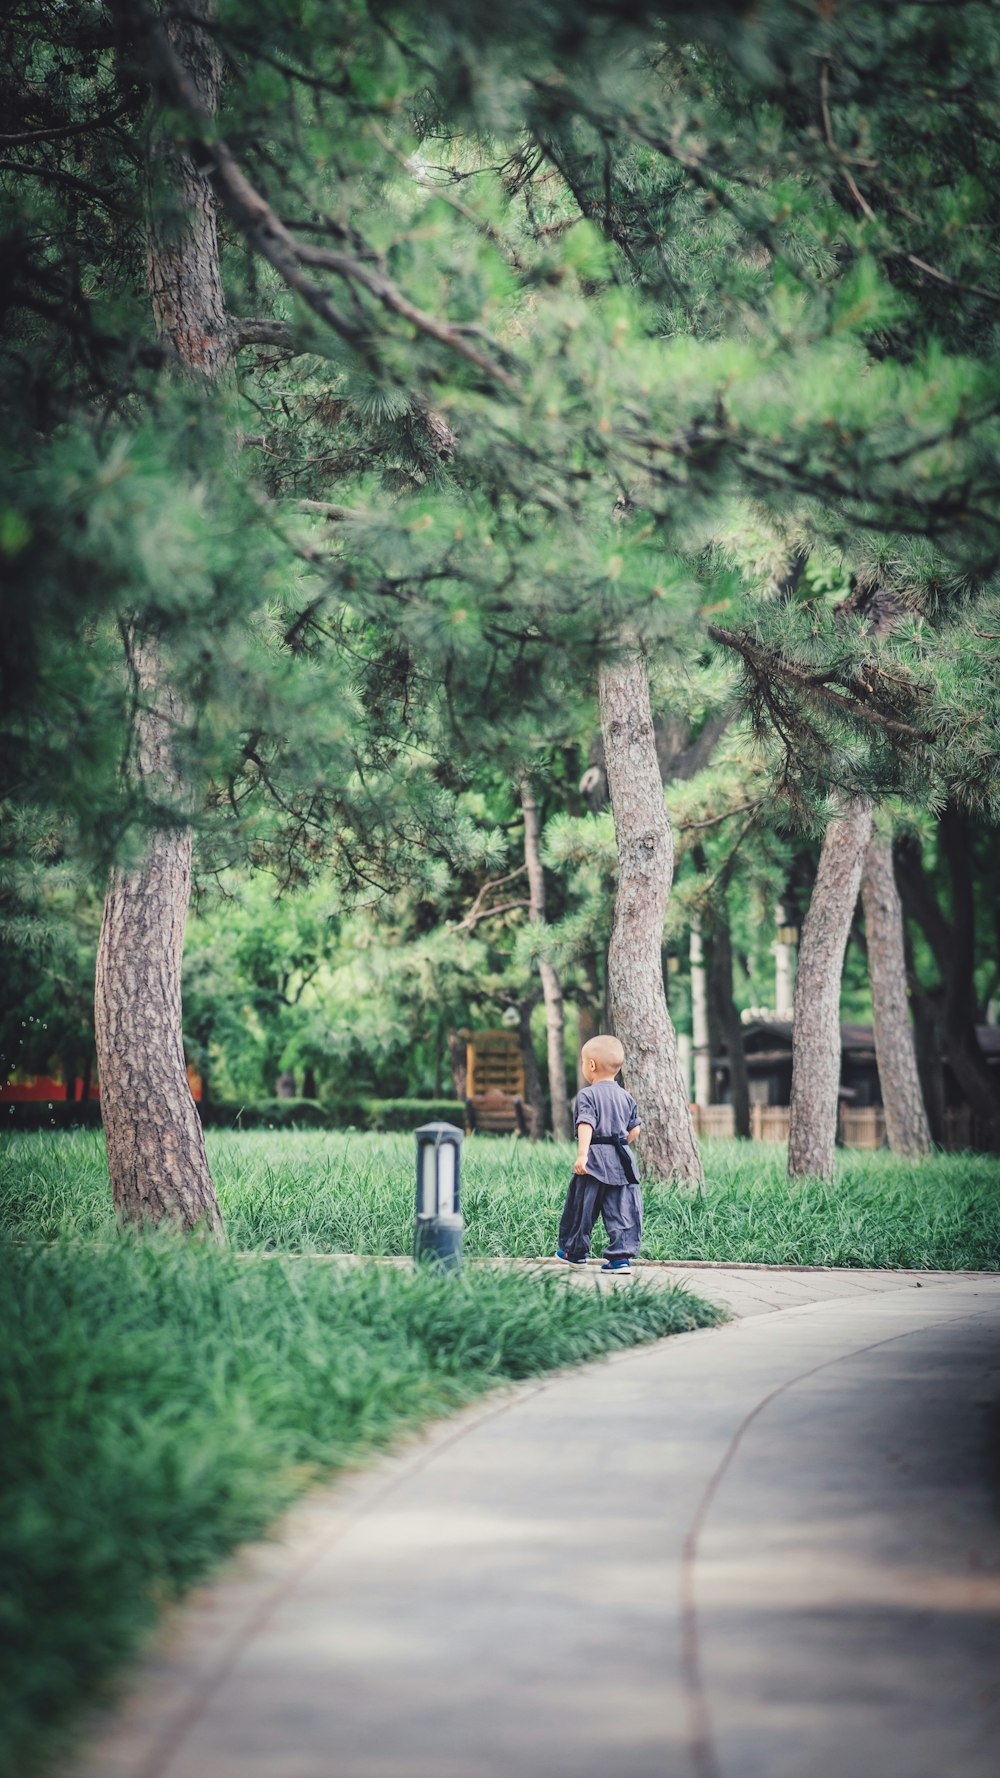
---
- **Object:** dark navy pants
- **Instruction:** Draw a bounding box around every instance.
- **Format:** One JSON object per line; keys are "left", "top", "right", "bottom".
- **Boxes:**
{"left": 557, "top": 1172, "right": 643, "bottom": 1261}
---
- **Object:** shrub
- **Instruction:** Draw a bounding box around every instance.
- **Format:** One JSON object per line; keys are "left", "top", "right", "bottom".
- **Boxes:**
{"left": 1, "top": 1100, "right": 103, "bottom": 1132}
{"left": 199, "top": 1097, "right": 331, "bottom": 1130}
{"left": 366, "top": 1098, "right": 466, "bottom": 1132}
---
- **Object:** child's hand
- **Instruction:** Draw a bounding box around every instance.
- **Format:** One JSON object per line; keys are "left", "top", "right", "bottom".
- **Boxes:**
{"left": 572, "top": 1157, "right": 588, "bottom": 1175}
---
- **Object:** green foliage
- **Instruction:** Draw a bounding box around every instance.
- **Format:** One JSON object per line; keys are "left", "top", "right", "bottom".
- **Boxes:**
{"left": 0, "top": 1234, "right": 713, "bottom": 1776}
{"left": 6, "top": 0, "right": 1000, "bottom": 873}
{"left": 2, "top": 0, "right": 999, "bottom": 1151}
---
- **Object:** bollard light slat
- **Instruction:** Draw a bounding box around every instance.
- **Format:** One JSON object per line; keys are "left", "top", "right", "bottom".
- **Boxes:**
{"left": 414, "top": 1121, "right": 464, "bottom": 1272}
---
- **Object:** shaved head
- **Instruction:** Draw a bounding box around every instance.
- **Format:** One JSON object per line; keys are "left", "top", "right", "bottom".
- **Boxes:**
{"left": 581, "top": 1034, "right": 625, "bottom": 1075}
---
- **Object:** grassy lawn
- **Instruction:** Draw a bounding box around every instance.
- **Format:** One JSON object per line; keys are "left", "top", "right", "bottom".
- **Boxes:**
{"left": 2, "top": 1125, "right": 995, "bottom": 1771}
{"left": 1, "top": 1225, "right": 715, "bottom": 1778}
{"left": 2, "top": 1128, "right": 998, "bottom": 1270}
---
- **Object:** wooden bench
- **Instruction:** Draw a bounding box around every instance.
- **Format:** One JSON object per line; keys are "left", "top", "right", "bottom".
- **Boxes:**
{"left": 466, "top": 1089, "right": 535, "bottom": 1136}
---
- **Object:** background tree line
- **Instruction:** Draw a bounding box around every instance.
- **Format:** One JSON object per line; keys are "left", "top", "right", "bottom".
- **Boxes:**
{"left": 2, "top": 0, "right": 999, "bottom": 1227}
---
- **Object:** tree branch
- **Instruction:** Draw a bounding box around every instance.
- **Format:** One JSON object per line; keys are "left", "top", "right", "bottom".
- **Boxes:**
{"left": 819, "top": 57, "right": 1000, "bottom": 306}
{"left": 453, "top": 864, "right": 528, "bottom": 933}
{"left": 231, "top": 316, "right": 299, "bottom": 350}
{"left": 123, "top": 0, "right": 520, "bottom": 391}
{"left": 676, "top": 799, "right": 764, "bottom": 832}
{"left": 454, "top": 897, "right": 531, "bottom": 933}
{"left": 707, "top": 625, "right": 931, "bottom": 741}
{"left": 296, "top": 499, "right": 366, "bottom": 522}
{"left": 0, "top": 107, "right": 129, "bottom": 145}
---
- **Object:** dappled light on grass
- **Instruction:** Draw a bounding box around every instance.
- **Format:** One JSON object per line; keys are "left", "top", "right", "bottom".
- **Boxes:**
{"left": 1, "top": 1130, "right": 997, "bottom": 1270}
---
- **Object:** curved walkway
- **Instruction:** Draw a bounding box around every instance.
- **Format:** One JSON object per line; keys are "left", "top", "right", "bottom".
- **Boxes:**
{"left": 67, "top": 1267, "right": 1000, "bottom": 1778}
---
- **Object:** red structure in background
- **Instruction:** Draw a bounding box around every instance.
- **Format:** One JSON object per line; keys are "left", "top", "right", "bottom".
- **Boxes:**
{"left": 1, "top": 1066, "right": 203, "bottom": 1103}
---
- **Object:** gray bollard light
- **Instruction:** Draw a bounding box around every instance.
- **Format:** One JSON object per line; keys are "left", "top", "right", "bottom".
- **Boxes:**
{"left": 414, "top": 1121, "right": 464, "bottom": 1272}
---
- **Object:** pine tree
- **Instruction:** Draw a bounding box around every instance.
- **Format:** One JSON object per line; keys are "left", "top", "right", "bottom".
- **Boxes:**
{"left": 5, "top": 0, "right": 1000, "bottom": 1201}
{"left": 861, "top": 832, "right": 931, "bottom": 1158}
{"left": 788, "top": 798, "right": 873, "bottom": 1179}
{"left": 519, "top": 776, "right": 571, "bottom": 1140}
{"left": 95, "top": 4, "right": 229, "bottom": 1232}
{"left": 599, "top": 647, "right": 702, "bottom": 1183}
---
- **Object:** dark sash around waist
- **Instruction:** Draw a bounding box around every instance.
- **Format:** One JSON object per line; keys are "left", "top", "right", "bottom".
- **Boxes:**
{"left": 589, "top": 1134, "right": 640, "bottom": 1185}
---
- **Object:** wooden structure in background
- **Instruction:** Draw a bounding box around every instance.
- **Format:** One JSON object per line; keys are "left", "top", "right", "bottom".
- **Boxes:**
{"left": 690, "top": 1104, "right": 736, "bottom": 1141}
{"left": 465, "top": 1030, "right": 534, "bottom": 1136}
{"left": 839, "top": 1106, "right": 887, "bottom": 1149}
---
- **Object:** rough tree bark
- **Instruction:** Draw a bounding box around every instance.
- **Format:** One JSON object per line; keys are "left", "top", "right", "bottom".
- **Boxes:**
{"left": 95, "top": 3, "right": 228, "bottom": 1232}
{"left": 788, "top": 798, "right": 874, "bottom": 1179}
{"left": 95, "top": 637, "right": 223, "bottom": 1232}
{"left": 520, "top": 776, "right": 571, "bottom": 1140}
{"left": 860, "top": 835, "right": 931, "bottom": 1157}
{"left": 598, "top": 647, "right": 703, "bottom": 1183}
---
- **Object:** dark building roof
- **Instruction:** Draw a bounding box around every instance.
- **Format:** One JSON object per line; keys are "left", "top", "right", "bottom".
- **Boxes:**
{"left": 736, "top": 1019, "right": 1000, "bottom": 1064}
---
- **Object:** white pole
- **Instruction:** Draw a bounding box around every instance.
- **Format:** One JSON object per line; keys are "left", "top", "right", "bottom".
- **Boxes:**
{"left": 774, "top": 902, "right": 795, "bottom": 1020}
{"left": 691, "top": 915, "right": 712, "bottom": 1109}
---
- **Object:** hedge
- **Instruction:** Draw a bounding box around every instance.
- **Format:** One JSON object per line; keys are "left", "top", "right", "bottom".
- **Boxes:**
{"left": 2, "top": 1097, "right": 468, "bottom": 1136}
{"left": 365, "top": 1098, "right": 465, "bottom": 1132}
{"left": 1, "top": 1101, "right": 104, "bottom": 1131}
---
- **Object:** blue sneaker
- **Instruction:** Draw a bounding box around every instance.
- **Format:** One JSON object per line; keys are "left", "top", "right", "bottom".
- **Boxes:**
{"left": 600, "top": 1258, "right": 632, "bottom": 1273}
{"left": 556, "top": 1248, "right": 587, "bottom": 1266}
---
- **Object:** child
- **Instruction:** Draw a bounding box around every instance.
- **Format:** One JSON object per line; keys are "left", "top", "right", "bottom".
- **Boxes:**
{"left": 555, "top": 1034, "right": 642, "bottom": 1273}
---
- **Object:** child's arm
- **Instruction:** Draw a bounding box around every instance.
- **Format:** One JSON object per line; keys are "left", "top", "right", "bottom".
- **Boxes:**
{"left": 573, "top": 1122, "right": 595, "bottom": 1175}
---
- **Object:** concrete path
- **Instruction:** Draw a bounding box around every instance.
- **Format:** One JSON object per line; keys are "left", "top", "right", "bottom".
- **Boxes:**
{"left": 66, "top": 1267, "right": 1000, "bottom": 1778}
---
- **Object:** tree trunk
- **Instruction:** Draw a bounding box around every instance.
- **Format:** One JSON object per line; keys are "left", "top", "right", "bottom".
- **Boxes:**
{"left": 937, "top": 805, "right": 1000, "bottom": 1142}
{"left": 575, "top": 952, "right": 602, "bottom": 1084}
{"left": 576, "top": 1001, "right": 596, "bottom": 1084}
{"left": 446, "top": 1027, "right": 468, "bottom": 1100}
{"left": 788, "top": 798, "right": 874, "bottom": 1179}
{"left": 860, "top": 835, "right": 931, "bottom": 1157}
{"left": 143, "top": 8, "right": 233, "bottom": 382}
{"left": 519, "top": 775, "right": 571, "bottom": 1140}
{"left": 895, "top": 816, "right": 1000, "bottom": 1142}
{"left": 518, "top": 996, "right": 546, "bottom": 1140}
{"left": 690, "top": 914, "right": 712, "bottom": 1108}
{"left": 95, "top": 636, "right": 222, "bottom": 1232}
{"left": 598, "top": 648, "right": 702, "bottom": 1184}
{"left": 95, "top": 3, "right": 229, "bottom": 1233}
{"left": 708, "top": 916, "right": 752, "bottom": 1139}
{"left": 910, "top": 985, "right": 947, "bottom": 1144}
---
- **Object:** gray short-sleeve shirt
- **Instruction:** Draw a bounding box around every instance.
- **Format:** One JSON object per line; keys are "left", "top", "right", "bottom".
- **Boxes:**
{"left": 575, "top": 1079, "right": 641, "bottom": 1185}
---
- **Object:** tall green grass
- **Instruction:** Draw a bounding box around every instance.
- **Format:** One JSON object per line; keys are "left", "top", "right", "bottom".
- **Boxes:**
{"left": 1, "top": 1129, "right": 998, "bottom": 1269}
{"left": 1, "top": 1236, "right": 714, "bottom": 1778}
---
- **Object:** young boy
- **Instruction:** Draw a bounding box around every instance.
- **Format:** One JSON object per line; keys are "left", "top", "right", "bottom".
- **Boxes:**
{"left": 555, "top": 1034, "right": 642, "bottom": 1273}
